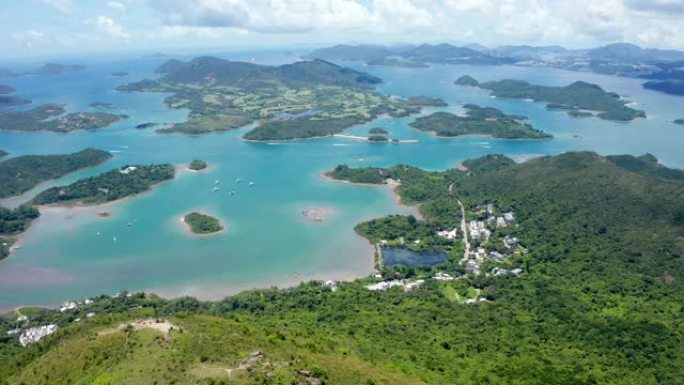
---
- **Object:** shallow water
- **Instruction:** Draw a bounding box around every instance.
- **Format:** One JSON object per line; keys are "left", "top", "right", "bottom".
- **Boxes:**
{"left": 0, "top": 51, "right": 683, "bottom": 309}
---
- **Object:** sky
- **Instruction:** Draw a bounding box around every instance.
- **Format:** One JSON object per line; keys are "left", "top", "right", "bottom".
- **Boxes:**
{"left": 3, "top": 0, "right": 684, "bottom": 58}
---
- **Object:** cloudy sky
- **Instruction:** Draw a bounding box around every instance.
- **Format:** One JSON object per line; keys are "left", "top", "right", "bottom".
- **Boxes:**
{"left": 3, "top": 0, "right": 684, "bottom": 57}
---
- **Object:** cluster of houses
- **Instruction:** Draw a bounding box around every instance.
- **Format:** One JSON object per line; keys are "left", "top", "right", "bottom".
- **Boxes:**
{"left": 365, "top": 279, "right": 425, "bottom": 292}
{"left": 18, "top": 324, "right": 59, "bottom": 347}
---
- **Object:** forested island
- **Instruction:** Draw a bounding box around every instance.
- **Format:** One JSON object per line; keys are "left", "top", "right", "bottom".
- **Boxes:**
{"left": 135, "top": 122, "right": 158, "bottom": 129}
{"left": 0, "top": 148, "right": 112, "bottom": 198}
{"left": 0, "top": 104, "right": 124, "bottom": 132}
{"left": 409, "top": 104, "right": 551, "bottom": 139}
{"left": 674, "top": 119, "right": 684, "bottom": 125}
{"left": 456, "top": 75, "right": 646, "bottom": 121}
{"left": 2, "top": 151, "right": 683, "bottom": 384}
{"left": 369, "top": 127, "right": 389, "bottom": 135}
{"left": 118, "top": 56, "right": 434, "bottom": 140}
{"left": 187, "top": 159, "right": 207, "bottom": 171}
{"left": 183, "top": 212, "right": 223, "bottom": 235}
{"left": 643, "top": 79, "right": 684, "bottom": 96}
{"left": 32, "top": 164, "right": 175, "bottom": 205}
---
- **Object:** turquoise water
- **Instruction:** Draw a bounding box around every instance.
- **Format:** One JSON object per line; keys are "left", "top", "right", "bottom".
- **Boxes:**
{"left": 0, "top": 51, "right": 683, "bottom": 309}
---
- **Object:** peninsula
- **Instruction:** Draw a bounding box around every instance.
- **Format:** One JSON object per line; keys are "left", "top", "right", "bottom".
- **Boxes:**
{"left": 0, "top": 104, "right": 124, "bottom": 133}
{"left": 409, "top": 104, "right": 552, "bottom": 139}
{"left": 455, "top": 75, "right": 646, "bottom": 121}
{"left": 0, "top": 148, "right": 112, "bottom": 198}
{"left": 183, "top": 212, "right": 223, "bottom": 235}
{"left": 0, "top": 205, "right": 39, "bottom": 260}
{"left": 32, "top": 164, "right": 175, "bottom": 206}
{"left": 118, "top": 56, "right": 432, "bottom": 140}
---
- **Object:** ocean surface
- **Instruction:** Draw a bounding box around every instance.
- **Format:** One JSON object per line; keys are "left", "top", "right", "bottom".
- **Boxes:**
{"left": 1, "top": 49, "right": 683, "bottom": 310}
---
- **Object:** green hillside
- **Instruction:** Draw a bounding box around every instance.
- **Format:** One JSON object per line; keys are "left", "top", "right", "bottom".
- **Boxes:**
{"left": 2, "top": 152, "right": 683, "bottom": 385}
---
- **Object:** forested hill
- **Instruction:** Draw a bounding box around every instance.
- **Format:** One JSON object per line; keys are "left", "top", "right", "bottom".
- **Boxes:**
{"left": 131, "top": 56, "right": 382, "bottom": 89}
{"left": 2, "top": 152, "right": 683, "bottom": 384}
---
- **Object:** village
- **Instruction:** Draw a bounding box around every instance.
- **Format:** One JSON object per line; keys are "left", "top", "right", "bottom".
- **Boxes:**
{"left": 363, "top": 201, "right": 528, "bottom": 304}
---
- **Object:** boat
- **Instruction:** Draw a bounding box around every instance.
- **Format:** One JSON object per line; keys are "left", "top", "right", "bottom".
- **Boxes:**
{"left": 249, "top": 182, "right": 255, "bottom": 187}
{"left": 235, "top": 178, "right": 242, "bottom": 184}
{"left": 212, "top": 187, "right": 220, "bottom": 192}
{"left": 215, "top": 179, "right": 220, "bottom": 185}
{"left": 229, "top": 191, "right": 235, "bottom": 196}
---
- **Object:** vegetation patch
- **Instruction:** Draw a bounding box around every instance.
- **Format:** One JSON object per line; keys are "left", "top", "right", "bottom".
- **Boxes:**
{"left": 183, "top": 212, "right": 223, "bottom": 235}
{"left": 187, "top": 159, "right": 208, "bottom": 171}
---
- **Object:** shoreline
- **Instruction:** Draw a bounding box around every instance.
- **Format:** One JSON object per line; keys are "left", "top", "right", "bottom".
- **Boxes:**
{"left": 319, "top": 172, "right": 423, "bottom": 220}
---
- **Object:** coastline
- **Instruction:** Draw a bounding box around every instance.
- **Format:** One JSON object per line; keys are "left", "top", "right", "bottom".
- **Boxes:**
{"left": 319, "top": 172, "right": 423, "bottom": 220}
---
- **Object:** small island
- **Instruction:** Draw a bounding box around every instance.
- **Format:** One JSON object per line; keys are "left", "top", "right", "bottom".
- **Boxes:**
{"left": 0, "top": 104, "right": 124, "bottom": 133}
{"left": 135, "top": 122, "right": 158, "bottom": 129}
{"left": 673, "top": 119, "right": 684, "bottom": 125}
{"left": 89, "top": 102, "right": 115, "bottom": 109}
{"left": 183, "top": 212, "right": 223, "bottom": 235}
{"left": 368, "top": 135, "right": 389, "bottom": 142}
{"left": 369, "top": 127, "right": 389, "bottom": 135}
{"left": 409, "top": 104, "right": 552, "bottom": 139}
{"left": 110, "top": 71, "right": 128, "bottom": 77}
{"left": 187, "top": 159, "right": 208, "bottom": 171}
{"left": 0, "top": 148, "right": 112, "bottom": 198}
{"left": 458, "top": 75, "right": 646, "bottom": 121}
{"left": 32, "top": 164, "right": 175, "bottom": 206}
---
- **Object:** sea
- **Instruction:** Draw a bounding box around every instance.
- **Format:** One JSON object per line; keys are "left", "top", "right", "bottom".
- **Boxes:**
{"left": 0, "top": 49, "right": 682, "bottom": 310}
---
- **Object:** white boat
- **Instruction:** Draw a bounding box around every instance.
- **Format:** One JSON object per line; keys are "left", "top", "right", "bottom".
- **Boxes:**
{"left": 215, "top": 180, "right": 220, "bottom": 185}
{"left": 249, "top": 182, "right": 255, "bottom": 187}
{"left": 235, "top": 178, "right": 242, "bottom": 184}
{"left": 212, "top": 187, "right": 220, "bottom": 192}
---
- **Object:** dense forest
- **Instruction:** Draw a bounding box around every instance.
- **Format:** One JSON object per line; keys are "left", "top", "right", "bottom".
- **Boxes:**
{"left": 32, "top": 164, "right": 175, "bottom": 205}
{"left": 1, "top": 152, "right": 683, "bottom": 384}
{"left": 0, "top": 148, "right": 112, "bottom": 198}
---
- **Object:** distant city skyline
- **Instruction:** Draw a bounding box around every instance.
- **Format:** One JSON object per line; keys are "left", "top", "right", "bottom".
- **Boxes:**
{"left": 3, "top": 0, "right": 684, "bottom": 58}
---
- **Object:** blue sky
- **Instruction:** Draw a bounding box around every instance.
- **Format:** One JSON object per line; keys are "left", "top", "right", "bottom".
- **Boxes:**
{"left": 3, "top": 0, "right": 684, "bottom": 58}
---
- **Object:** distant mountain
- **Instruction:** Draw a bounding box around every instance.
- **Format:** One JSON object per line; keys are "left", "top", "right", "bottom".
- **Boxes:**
{"left": 154, "top": 56, "right": 382, "bottom": 89}
{"left": 402, "top": 43, "right": 513, "bottom": 65}
{"left": 154, "top": 59, "right": 187, "bottom": 74}
{"left": 489, "top": 45, "right": 576, "bottom": 60}
{"left": 0, "top": 69, "right": 18, "bottom": 77}
{"left": 304, "top": 44, "right": 395, "bottom": 62}
{"left": 26, "top": 63, "right": 85, "bottom": 76}
{"left": 588, "top": 43, "right": 684, "bottom": 62}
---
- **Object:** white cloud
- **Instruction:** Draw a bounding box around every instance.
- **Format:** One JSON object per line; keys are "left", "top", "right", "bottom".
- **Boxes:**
{"left": 12, "top": 29, "right": 47, "bottom": 49}
{"left": 88, "top": 15, "right": 132, "bottom": 39}
{"left": 108, "top": 1, "right": 126, "bottom": 11}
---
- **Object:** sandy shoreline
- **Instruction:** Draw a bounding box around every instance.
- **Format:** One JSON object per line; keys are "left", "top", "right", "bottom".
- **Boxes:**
{"left": 319, "top": 172, "right": 423, "bottom": 220}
